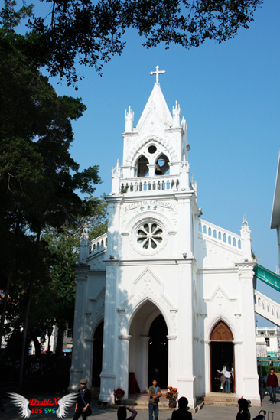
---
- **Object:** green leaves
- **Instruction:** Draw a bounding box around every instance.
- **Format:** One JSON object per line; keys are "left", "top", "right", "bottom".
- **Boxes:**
{"left": 23, "top": 0, "right": 262, "bottom": 85}
{"left": 0, "top": 13, "right": 104, "bottom": 351}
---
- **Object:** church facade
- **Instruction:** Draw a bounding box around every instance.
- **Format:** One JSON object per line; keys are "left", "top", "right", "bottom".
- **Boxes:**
{"left": 69, "top": 73, "right": 260, "bottom": 407}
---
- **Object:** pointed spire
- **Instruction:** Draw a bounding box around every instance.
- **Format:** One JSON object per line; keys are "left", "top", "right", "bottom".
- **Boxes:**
{"left": 79, "top": 224, "right": 90, "bottom": 263}
{"left": 136, "top": 83, "right": 172, "bottom": 130}
{"left": 240, "top": 215, "right": 252, "bottom": 261}
{"left": 112, "top": 159, "right": 121, "bottom": 178}
{"left": 172, "top": 100, "right": 181, "bottom": 127}
{"left": 80, "top": 223, "right": 89, "bottom": 241}
{"left": 125, "top": 106, "right": 134, "bottom": 132}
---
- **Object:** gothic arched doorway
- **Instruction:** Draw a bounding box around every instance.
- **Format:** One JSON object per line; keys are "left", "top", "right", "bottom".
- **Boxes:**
{"left": 129, "top": 301, "right": 168, "bottom": 392}
{"left": 92, "top": 321, "right": 103, "bottom": 387}
{"left": 210, "top": 320, "right": 234, "bottom": 392}
{"left": 148, "top": 314, "right": 168, "bottom": 387}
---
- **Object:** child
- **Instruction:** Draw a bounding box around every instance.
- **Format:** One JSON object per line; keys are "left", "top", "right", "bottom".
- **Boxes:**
{"left": 117, "top": 406, "right": 138, "bottom": 420}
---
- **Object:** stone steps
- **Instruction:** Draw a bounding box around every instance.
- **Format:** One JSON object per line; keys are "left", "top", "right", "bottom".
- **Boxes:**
{"left": 203, "top": 392, "right": 239, "bottom": 407}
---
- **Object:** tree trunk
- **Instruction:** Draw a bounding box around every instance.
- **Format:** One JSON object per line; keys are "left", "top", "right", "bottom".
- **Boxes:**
{"left": 56, "top": 327, "right": 65, "bottom": 357}
{"left": 31, "top": 334, "right": 42, "bottom": 357}
{"left": 18, "top": 282, "right": 33, "bottom": 389}
{"left": 0, "top": 268, "right": 13, "bottom": 356}
{"left": 0, "top": 221, "right": 19, "bottom": 357}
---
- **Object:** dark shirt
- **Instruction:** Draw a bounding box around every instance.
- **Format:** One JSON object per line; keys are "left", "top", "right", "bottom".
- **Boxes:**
{"left": 171, "top": 408, "right": 192, "bottom": 420}
{"left": 266, "top": 373, "right": 278, "bottom": 387}
{"left": 77, "top": 388, "right": 91, "bottom": 409}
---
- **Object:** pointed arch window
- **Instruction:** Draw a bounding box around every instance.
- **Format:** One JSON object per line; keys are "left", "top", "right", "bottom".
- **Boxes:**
{"left": 137, "top": 155, "right": 149, "bottom": 177}
{"left": 155, "top": 153, "right": 169, "bottom": 175}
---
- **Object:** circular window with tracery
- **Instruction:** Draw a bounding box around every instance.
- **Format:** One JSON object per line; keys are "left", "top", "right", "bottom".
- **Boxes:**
{"left": 137, "top": 222, "right": 163, "bottom": 249}
{"left": 130, "top": 218, "right": 167, "bottom": 256}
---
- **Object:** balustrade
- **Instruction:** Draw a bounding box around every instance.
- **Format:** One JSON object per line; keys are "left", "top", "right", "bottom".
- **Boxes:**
{"left": 199, "top": 219, "right": 241, "bottom": 250}
{"left": 120, "top": 175, "right": 181, "bottom": 194}
{"left": 90, "top": 233, "right": 108, "bottom": 254}
{"left": 254, "top": 289, "right": 280, "bottom": 326}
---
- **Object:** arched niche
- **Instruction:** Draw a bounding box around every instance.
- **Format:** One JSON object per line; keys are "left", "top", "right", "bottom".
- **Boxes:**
{"left": 92, "top": 321, "right": 104, "bottom": 387}
{"left": 210, "top": 320, "right": 235, "bottom": 393}
{"left": 155, "top": 153, "right": 169, "bottom": 175}
{"left": 137, "top": 155, "right": 149, "bottom": 177}
{"left": 129, "top": 300, "right": 168, "bottom": 391}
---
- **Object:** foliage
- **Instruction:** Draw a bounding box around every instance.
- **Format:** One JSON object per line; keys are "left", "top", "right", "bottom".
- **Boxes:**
{"left": 0, "top": 10, "right": 104, "bottom": 368}
{"left": 39, "top": 196, "right": 108, "bottom": 331}
{"left": 1, "top": 0, "right": 263, "bottom": 86}
{"left": 165, "top": 386, "right": 178, "bottom": 405}
{"left": 113, "top": 388, "right": 125, "bottom": 399}
{"left": 262, "top": 365, "right": 280, "bottom": 376}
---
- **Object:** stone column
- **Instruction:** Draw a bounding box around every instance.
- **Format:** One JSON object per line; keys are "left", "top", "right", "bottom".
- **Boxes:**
{"left": 167, "top": 335, "right": 177, "bottom": 387}
{"left": 84, "top": 338, "right": 94, "bottom": 387}
{"left": 118, "top": 335, "right": 131, "bottom": 397}
{"left": 148, "top": 164, "right": 156, "bottom": 177}
{"left": 237, "top": 262, "right": 260, "bottom": 404}
{"left": 233, "top": 341, "right": 243, "bottom": 396}
{"left": 99, "top": 264, "right": 118, "bottom": 402}
{"left": 139, "top": 336, "right": 149, "bottom": 391}
{"left": 177, "top": 261, "right": 195, "bottom": 407}
{"left": 203, "top": 340, "right": 211, "bottom": 395}
{"left": 69, "top": 265, "right": 89, "bottom": 390}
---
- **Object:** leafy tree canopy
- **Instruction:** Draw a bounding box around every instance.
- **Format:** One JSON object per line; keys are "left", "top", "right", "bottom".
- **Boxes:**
{"left": 0, "top": 9, "right": 103, "bottom": 358}
{"left": 1, "top": 0, "right": 263, "bottom": 86}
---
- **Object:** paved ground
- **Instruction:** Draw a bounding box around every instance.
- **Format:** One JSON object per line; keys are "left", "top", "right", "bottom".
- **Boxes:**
{"left": 1, "top": 392, "right": 279, "bottom": 420}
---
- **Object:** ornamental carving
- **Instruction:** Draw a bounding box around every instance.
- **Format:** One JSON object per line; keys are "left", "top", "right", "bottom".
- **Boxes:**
{"left": 130, "top": 217, "right": 167, "bottom": 256}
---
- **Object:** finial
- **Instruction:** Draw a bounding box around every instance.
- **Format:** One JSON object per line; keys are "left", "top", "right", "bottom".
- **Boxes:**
{"left": 243, "top": 214, "right": 248, "bottom": 226}
{"left": 80, "top": 223, "right": 89, "bottom": 241}
{"left": 150, "top": 66, "right": 165, "bottom": 84}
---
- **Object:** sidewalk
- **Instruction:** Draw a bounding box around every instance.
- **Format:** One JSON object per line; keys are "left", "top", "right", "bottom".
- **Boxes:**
{"left": 1, "top": 392, "right": 279, "bottom": 420}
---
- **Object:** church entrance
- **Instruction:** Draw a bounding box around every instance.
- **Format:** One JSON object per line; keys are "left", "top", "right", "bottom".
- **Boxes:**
{"left": 92, "top": 321, "right": 103, "bottom": 387}
{"left": 148, "top": 315, "right": 168, "bottom": 388}
{"left": 129, "top": 301, "right": 168, "bottom": 392}
{"left": 210, "top": 321, "right": 234, "bottom": 393}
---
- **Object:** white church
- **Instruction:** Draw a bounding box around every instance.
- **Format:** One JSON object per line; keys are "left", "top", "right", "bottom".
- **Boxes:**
{"left": 69, "top": 68, "right": 260, "bottom": 407}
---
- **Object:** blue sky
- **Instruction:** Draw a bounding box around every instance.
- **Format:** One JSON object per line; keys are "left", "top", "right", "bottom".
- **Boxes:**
{"left": 19, "top": 0, "right": 280, "bottom": 324}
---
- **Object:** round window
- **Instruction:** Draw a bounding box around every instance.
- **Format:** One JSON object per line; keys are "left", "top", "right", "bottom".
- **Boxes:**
{"left": 137, "top": 222, "right": 163, "bottom": 249}
{"left": 130, "top": 218, "right": 167, "bottom": 256}
{"left": 148, "top": 145, "right": 157, "bottom": 154}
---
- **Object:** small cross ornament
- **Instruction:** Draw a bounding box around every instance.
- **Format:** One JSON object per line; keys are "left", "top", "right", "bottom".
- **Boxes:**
{"left": 150, "top": 66, "right": 165, "bottom": 83}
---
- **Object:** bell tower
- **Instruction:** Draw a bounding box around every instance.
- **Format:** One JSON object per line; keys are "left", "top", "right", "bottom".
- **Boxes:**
{"left": 112, "top": 68, "right": 192, "bottom": 193}
{"left": 100, "top": 68, "right": 199, "bottom": 407}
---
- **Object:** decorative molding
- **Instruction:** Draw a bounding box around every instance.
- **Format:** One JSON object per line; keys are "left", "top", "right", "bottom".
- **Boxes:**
{"left": 204, "top": 286, "right": 237, "bottom": 302}
{"left": 125, "top": 135, "right": 177, "bottom": 167}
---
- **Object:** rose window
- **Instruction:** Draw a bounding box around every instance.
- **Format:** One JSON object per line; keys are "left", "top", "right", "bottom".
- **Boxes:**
{"left": 137, "top": 222, "right": 163, "bottom": 249}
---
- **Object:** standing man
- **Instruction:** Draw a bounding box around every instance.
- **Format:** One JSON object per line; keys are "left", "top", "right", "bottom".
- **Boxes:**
{"left": 266, "top": 368, "right": 278, "bottom": 404}
{"left": 73, "top": 379, "right": 91, "bottom": 419}
{"left": 148, "top": 379, "right": 162, "bottom": 420}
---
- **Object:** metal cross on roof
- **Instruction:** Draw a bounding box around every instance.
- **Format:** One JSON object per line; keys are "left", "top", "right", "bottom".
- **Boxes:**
{"left": 150, "top": 66, "right": 165, "bottom": 84}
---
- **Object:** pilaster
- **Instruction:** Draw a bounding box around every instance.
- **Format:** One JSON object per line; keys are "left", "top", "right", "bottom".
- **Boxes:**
{"left": 117, "top": 335, "right": 131, "bottom": 396}
{"left": 177, "top": 260, "right": 195, "bottom": 408}
{"left": 99, "top": 263, "right": 118, "bottom": 402}
{"left": 69, "top": 264, "right": 89, "bottom": 390}
{"left": 236, "top": 262, "right": 260, "bottom": 402}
